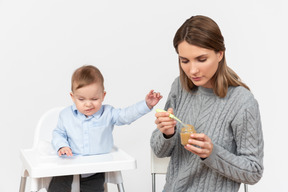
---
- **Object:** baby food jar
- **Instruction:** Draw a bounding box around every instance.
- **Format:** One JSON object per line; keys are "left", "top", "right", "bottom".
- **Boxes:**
{"left": 180, "top": 124, "right": 196, "bottom": 146}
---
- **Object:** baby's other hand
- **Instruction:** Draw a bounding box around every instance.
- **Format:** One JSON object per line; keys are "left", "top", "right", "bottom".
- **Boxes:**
{"left": 58, "top": 146, "right": 73, "bottom": 157}
{"left": 146, "top": 90, "right": 162, "bottom": 109}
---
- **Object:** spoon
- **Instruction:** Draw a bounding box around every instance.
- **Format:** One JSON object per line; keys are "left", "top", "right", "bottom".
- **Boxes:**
{"left": 156, "top": 109, "right": 189, "bottom": 128}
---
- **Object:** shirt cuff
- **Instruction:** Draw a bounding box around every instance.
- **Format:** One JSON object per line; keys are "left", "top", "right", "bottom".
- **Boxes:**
{"left": 137, "top": 100, "right": 152, "bottom": 114}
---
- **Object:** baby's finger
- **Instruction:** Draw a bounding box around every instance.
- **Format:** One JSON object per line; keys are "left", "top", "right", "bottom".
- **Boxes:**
{"left": 157, "top": 93, "right": 163, "bottom": 99}
{"left": 66, "top": 149, "right": 73, "bottom": 156}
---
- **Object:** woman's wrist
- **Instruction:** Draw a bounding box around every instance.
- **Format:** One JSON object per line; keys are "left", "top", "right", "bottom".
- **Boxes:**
{"left": 163, "top": 132, "right": 175, "bottom": 139}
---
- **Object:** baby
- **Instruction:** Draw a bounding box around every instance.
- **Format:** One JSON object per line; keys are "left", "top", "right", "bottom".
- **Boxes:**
{"left": 48, "top": 65, "right": 162, "bottom": 192}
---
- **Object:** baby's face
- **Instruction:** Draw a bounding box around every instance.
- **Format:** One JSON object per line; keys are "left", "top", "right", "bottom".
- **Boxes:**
{"left": 70, "top": 82, "right": 106, "bottom": 117}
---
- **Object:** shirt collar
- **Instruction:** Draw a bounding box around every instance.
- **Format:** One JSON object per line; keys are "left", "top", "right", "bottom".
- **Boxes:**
{"left": 72, "top": 104, "right": 104, "bottom": 120}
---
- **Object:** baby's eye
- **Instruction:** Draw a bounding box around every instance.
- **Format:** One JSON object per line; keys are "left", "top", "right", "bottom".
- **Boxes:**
{"left": 92, "top": 98, "right": 98, "bottom": 101}
{"left": 78, "top": 98, "right": 84, "bottom": 101}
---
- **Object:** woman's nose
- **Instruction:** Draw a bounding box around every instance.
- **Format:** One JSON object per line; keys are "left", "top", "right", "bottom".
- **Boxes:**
{"left": 189, "top": 63, "right": 199, "bottom": 74}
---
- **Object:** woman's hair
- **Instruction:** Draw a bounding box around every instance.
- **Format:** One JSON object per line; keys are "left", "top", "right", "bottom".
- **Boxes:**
{"left": 71, "top": 65, "right": 104, "bottom": 92}
{"left": 173, "top": 15, "right": 249, "bottom": 98}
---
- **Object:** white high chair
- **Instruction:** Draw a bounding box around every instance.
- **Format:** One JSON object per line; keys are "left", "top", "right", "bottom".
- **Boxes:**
{"left": 19, "top": 107, "right": 137, "bottom": 192}
{"left": 151, "top": 151, "right": 170, "bottom": 192}
{"left": 151, "top": 150, "right": 248, "bottom": 192}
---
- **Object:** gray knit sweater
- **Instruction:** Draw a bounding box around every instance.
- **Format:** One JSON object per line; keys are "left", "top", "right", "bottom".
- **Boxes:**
{"left": 150, "top": 77, "right": 264, "bottom": 192}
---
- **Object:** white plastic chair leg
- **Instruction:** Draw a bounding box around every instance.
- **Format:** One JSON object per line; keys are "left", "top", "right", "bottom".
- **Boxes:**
{"left": 19, "top": 176, "right": 27, "bottom": 192}
{"left": 30, "top": 177, "right": 39, "bottom": 192}
{"left": 104, "top": 183, "right": 108, "bottom": 192}
{"left": 105, "top": 171, "right": 124, "bottom": 192}
{"left": 152, "top": 173, "right": 156, "bottom": 192}
{"left": 244, "top": 184, "right": 248, "bottom": 192}
{"left": 71, "top": 175, "right": 80, "bottom": 192}
{"left": 117, "top": 183, "right": 125, "bottom": 192}
{"left": 105, "top": 171, "right": 123, "bottom": 184}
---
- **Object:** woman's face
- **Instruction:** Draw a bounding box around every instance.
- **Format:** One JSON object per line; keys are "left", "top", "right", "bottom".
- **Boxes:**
{"left": 178, "top": 41, "right": 223, "bottom": 88}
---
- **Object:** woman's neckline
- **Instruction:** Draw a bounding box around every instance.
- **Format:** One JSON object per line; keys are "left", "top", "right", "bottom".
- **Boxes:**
{"left": 197, "top": 86, "right": 215, "bottom": 96}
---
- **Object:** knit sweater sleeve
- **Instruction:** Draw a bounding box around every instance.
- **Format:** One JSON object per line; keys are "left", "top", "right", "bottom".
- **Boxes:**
{"left": 150, "top": 77, "right": 180, "bottom": 158}
{"left": 203, "top": 96, "right": 264, "bottom": 185}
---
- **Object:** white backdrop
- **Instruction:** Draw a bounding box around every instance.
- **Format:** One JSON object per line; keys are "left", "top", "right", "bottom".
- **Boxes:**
{"left": 1, "top": 0, "right": 287, "bottom": 191}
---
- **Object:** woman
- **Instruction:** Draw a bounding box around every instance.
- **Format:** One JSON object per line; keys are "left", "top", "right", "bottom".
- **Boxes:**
{"left": 150, "top": 15, "right": 264, "bottom": 192}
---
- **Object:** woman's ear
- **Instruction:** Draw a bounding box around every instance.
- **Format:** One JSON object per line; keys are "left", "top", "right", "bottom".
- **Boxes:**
{"left": 217, "top": 51, "right": 224, "bottom": 62}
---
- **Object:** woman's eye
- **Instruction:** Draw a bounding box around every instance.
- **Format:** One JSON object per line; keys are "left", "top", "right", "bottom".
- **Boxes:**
{"left": 198, "top": 58, "right": 207, "bottom": 62}
{"left": 181, "top": 59, "right": 189, "bottom": 64}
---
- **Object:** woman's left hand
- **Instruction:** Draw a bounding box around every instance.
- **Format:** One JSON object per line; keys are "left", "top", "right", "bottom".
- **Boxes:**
{"left": 184, "top": 133, "right": 213, "bottom": 158}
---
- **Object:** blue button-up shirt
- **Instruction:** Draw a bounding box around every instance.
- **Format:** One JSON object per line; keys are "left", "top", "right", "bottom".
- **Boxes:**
{"left": 52, "top": 100, "right": 151, "bottom": 155}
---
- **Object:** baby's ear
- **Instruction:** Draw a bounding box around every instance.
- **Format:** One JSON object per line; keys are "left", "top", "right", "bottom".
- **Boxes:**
{"left": 103, "top": 91, "right": 107, "bottom": 99}
{"left": 70, "top": 92, "right": 75, "bottom": 101}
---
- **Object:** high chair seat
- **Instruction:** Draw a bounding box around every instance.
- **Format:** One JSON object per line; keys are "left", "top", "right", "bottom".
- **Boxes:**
{"left": 19, "top": 107, "right": 137, "bottom": 192}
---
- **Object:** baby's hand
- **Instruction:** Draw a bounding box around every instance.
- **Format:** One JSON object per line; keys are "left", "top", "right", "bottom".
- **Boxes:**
{"left": 146, "top": 90, "right": 162, "bottom": 109}
{"left": 58, "top": 146, "right": 73, "bottom": 157}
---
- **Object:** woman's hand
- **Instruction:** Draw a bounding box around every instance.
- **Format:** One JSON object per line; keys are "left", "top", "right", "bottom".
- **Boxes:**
{"left": 184, "top": 133, "right": 213, "bottom": 158}
{"left": 155, "top": 108, "right": 177, "bottom": 137}
{"left": 58, "top": 146, "right": 73, "bottom": 157}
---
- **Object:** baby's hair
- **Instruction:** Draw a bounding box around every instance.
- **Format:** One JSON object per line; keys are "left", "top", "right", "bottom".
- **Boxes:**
{"left": 71, "top": 65, "right": 104, "bottom": 92}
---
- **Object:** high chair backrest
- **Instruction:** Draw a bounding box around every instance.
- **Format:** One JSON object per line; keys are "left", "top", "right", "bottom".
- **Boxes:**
{"left": 151, "top": 150, "right": 170, "bottom": 192}
{"left": 33, "top": 107, "right": 64, "bottom": 149}
{"left": 151, "top": 150, "right": 170, "bottom": 174}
